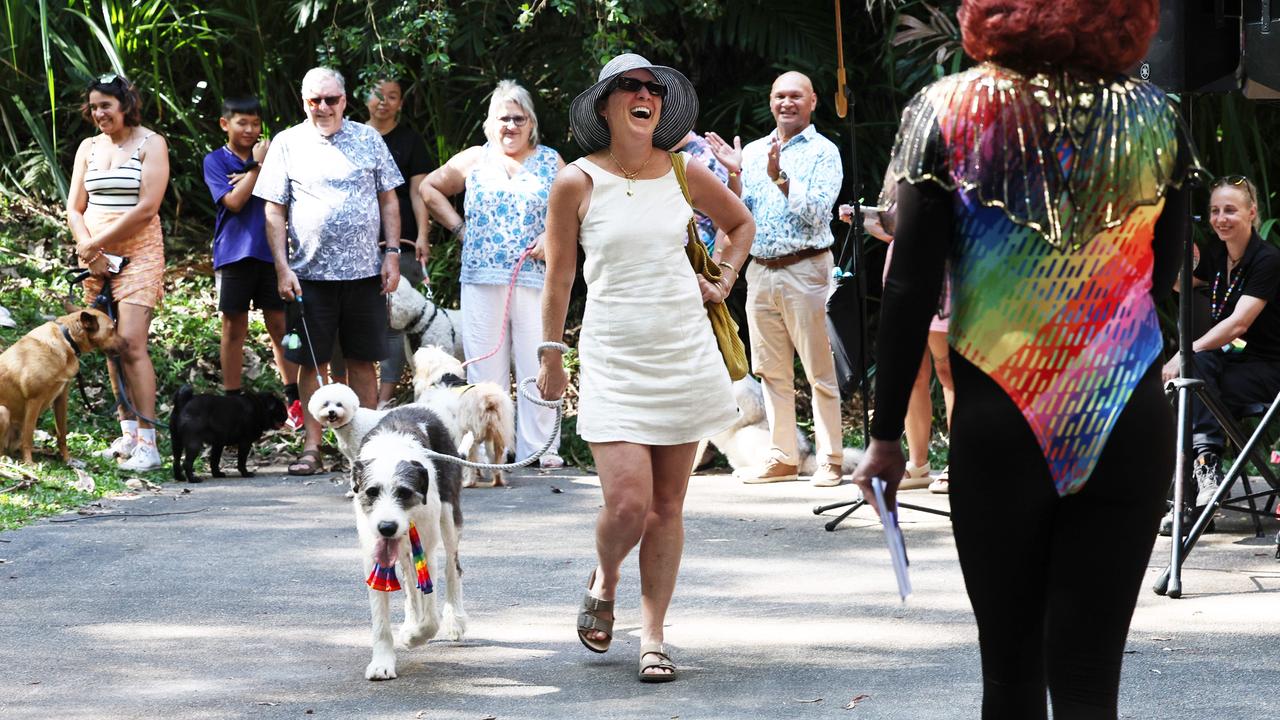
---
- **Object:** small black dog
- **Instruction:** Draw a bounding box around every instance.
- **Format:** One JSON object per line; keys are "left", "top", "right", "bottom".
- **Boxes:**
{"left": 170, "top": 385, "right": 286, "bottom": 483}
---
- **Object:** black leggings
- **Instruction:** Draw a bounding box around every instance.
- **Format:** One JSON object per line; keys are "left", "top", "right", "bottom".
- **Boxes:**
{"left": 947, "top": 355, "right": 1172, "bottom": 720}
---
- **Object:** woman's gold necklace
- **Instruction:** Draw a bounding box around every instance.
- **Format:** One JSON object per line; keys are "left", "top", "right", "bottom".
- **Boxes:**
{"left": 609, "top": 149, "right": 653, "bottom": 196}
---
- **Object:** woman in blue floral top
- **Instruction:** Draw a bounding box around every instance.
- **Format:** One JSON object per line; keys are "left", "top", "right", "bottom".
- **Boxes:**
{"left": 420, "top": 80, "right": 566, "bottom": 467}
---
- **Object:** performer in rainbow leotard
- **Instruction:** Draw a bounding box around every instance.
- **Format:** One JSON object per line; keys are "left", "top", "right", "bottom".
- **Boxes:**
{"left": 851, "top": 1, "right": 1201, "bottom": 716}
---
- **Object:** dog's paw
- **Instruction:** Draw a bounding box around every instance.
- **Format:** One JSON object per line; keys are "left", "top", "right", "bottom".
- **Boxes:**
{"left": 400, "top": 617, "right": 438, "bottom": 647}
{"left": 440, "top": 606, "right": 467, "bottom": 641}
{"left": 365, "top": 654, "right": 397, "bottom": 680}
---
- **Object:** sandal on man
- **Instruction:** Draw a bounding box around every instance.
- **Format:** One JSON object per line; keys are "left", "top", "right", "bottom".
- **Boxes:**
{"left": 576, "top": 570, "right": 614, "bottom": 653}
{"left": 288, "top": 449, "right": 324, "bottom": 476}
{"left": 638, "top": 642, "right": 678, "bottom": 683}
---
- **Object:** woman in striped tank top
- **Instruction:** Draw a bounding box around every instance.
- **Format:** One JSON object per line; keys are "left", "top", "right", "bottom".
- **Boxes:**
{"left": 65, "top": 74, "right": 170, "bottom": 472}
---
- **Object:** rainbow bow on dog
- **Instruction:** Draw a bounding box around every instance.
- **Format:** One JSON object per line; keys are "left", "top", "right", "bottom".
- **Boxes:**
{"left": 366, "top": 523, "right": 433, "bottom": 594}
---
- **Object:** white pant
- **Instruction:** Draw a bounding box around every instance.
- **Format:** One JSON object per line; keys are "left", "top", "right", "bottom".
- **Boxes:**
{"left": 460, "top": 283, "right": 559, "bottom": 459}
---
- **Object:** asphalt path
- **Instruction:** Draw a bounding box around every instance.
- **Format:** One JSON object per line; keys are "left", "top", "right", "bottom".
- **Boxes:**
{"left": 1, "top": 465, "right": 1277, "bottom": 719}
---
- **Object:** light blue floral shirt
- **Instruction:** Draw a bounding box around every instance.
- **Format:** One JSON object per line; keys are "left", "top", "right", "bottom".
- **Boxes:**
{"left": 462, "top": 144, "right": 559, "bottom": 288}
{"left": 740, "top": 124, "right": 843, "bottom": 259}
{"left": 253, "top": 120, "right": 403, "bottom": 281}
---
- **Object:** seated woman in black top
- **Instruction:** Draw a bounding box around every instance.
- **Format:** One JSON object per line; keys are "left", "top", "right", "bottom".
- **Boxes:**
{"left": 1160, "top": 175, "right": 1280, "bottom": 528}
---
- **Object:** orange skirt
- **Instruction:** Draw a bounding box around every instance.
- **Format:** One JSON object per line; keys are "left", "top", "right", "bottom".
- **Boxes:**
{"left": 82, "top": 210, "right": 165, "bottom": 309}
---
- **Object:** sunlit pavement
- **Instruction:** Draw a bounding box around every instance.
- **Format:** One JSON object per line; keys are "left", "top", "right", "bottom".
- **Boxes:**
{"left": 1, "top": 465, "right": 1277, "bottom": 719}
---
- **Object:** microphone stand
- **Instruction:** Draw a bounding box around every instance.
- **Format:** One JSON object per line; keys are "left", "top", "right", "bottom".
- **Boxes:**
{"left": 813, "top": 80, "right": 949, "bottom": 531}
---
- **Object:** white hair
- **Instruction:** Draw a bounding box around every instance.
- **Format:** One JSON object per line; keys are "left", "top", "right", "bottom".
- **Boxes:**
{"left": 483, "top": 80, "right": 539, "bottom": 147}
{"left": 301, "top": 67, "right": 346, "bottom": 96}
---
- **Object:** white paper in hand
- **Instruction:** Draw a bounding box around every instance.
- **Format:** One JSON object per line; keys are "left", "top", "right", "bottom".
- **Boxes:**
{"left": 872, "top": 477, "right": 912, "bottom": 602}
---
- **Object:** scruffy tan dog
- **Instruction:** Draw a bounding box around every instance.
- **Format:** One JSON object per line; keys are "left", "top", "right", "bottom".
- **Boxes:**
{"left": 0, "top": 308, "right": 121, "bottom": 463}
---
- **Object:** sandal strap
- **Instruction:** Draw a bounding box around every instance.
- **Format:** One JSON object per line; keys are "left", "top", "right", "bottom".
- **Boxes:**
{"left": 577, "top": 612, "right": 613, "bottom": 634}
{"left": 581, "top": 594, "right": 613, "bottom": 613}
{"left": 639, "top": 644, "right": 675, "bottom": 671}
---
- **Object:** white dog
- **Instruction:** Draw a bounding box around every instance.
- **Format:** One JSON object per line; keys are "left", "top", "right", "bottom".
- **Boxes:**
{"left": 387, "top": 282, "right": 464, "bottom": 362}
{"left": 702, "top": 375, "right": 863, "bottom": 478}
{"left": 354, "top": 407, "right": 466, "bottom": 680}
{"left": 308, "top": 383, "right": 388, "bottom": 468}
{"left": 412, "top": 346, "right": 515, "bottom": 488}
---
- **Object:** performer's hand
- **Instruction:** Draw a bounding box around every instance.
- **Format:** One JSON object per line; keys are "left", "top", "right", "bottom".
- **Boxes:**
{"left": 1161, "top": 353, "right": 1180, "bottom": 384}
{"left": 704, "top": 132, "right": 742, "bottom": 175}
{"left": 850, "top": 438, "right": 906, "bottom": 519}
{"left": 538, "top": 359, "right": 568, "bottom": 401}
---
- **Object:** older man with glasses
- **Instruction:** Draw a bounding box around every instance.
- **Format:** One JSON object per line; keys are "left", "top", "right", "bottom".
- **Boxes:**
{"left": 253, "top": 66, "right": 404, "bottom": 476}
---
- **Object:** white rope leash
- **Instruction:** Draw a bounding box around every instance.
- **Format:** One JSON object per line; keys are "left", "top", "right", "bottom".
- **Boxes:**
{"left": 419, "top": 342, "right": 570, "bottom": 471}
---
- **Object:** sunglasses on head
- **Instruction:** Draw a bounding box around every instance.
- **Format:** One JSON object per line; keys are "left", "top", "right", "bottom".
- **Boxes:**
{"left": 88, "top": 73, "right": 124, "bottom": 91}
{"left": 305, "top": 95, "right": 344, "bottom": 108}
{"left": 1212, "top": 174, "right": 1255, "bottom": 203}
{"left": 611, "top": 76, "right": 667, "bottom": 97}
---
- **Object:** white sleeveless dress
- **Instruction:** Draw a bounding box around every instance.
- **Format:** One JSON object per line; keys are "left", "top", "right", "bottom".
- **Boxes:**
{"left": 572, "top": 155, "right": 738, "bottom": 445}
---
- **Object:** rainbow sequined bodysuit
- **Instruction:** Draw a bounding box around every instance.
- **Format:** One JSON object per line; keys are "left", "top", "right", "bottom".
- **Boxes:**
{"left": 885, "top": 63, "right": 1193, "bottom": 496}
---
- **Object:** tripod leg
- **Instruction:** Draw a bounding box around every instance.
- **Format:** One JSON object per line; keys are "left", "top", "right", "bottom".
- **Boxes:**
{"left": 824, "top": 500, "right": 863, "bottom": 532}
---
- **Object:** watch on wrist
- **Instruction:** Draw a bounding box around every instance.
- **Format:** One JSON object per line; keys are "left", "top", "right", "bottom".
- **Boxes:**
{"left": 243, "top": 159, "right": 259, "bottom": 172}
{"left": 383, "top": 245, "right": 402, "bottom": 254}
{"left": 773, "top": 170, "right": 789, "bottom": 186}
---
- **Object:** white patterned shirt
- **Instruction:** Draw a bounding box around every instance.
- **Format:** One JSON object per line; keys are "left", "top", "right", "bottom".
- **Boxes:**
{"left": 740, "top": 124, "right": 843, "bottom": 259}
{"left": 253, "top": 119, "right": 403, "bottom": 281}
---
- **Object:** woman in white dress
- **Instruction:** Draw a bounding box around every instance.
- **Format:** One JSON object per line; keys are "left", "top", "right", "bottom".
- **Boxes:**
{"left": 538, "top": 54, "right": 754, "bottom": 683}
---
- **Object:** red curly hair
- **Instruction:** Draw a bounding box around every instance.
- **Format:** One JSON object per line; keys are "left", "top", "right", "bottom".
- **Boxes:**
{"left": 959, "top": 0, "right": 1159, "bottom": 74}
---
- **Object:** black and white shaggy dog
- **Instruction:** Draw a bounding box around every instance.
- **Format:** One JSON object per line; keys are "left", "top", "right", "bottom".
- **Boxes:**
{"left": 354, "top": 407, "right": 467, "bottom": 680}
{"left": 170, "top": 385, "right": 286, "bottom": 483}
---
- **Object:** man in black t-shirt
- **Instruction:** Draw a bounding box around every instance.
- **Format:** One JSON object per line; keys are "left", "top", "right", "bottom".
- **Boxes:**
{"left": 1162, "top": 183, "right": 1280, "bottom": 533}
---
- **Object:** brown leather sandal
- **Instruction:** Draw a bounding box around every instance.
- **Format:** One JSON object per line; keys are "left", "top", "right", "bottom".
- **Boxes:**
{"left": 638, "top": 642, "right": 677, "bottom": 683}
{"left": 576, "top": 570, "right": 614, "bottom": 653}
{"left": 288, "top": 449, "right": 324, "bottom": 476}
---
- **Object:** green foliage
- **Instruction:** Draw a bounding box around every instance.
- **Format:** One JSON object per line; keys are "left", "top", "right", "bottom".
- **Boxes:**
{"left": 0, "top": 226, "right": 293, "bottom": 528}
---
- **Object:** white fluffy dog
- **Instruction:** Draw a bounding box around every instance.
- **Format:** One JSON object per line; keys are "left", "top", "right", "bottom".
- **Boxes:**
{"left": 411, "top": 345, "right": 515, "bottom": 488}
{"left": 353, "top": 408, "right": 466, "bottom": 680}
{"left": 308, "top": 383, "right": 388, "bottom": 468}
{"left": 387, "top": 282, "right": 464, "bottom": 361}
{"left": 702, "top": 375, "right": 863, "bottom": 478}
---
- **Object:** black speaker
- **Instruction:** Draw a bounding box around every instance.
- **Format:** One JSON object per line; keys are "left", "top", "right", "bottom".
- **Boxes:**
{"left": 1137, "top": 0, "right": 1241, "bottom": 93}
{"left": 1242, "top": 0, "right": 1280, "bottom": 98}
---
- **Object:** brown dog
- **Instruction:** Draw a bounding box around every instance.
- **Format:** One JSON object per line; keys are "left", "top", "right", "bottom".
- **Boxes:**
{"left": 0, "top": 308, "right": 122, "bottom": 463}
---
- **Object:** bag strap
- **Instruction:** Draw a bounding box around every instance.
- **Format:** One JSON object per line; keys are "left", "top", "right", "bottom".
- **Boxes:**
{"left": 670, "top": 152, "right": 720, "bottom": 280}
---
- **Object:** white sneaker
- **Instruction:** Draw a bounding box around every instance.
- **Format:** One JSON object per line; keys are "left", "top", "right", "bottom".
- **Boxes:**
{"left": 118, "top": 442, "right": 163, "bottom": 472}
{"left": 95, "top": 435, "right": 136, "bottom": 460}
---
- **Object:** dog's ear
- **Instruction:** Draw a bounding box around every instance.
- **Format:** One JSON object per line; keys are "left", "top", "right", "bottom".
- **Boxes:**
{"left": 352, "top": 460, "right": 367, "bottom": 491}
{"left": 409, "top": 460, "right": 431, "bottom": 500}
{"left": 78, "top": 311, "right": 99, "bottom": 334}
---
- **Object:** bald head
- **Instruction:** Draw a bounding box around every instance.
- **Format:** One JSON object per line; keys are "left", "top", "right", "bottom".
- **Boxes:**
{"left": 769, "top": 71, "right": 817, "bottom": 140}
{"left": 773, "top": 71, "right": 814, "bottom": 95}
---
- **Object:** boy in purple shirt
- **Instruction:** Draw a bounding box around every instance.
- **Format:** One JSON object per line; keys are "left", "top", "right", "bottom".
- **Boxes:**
{"left": 202, "top": 97, "right": 301, "bottom": 428}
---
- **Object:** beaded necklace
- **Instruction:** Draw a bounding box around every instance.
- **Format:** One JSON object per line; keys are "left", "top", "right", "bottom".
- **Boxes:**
{"left": 1210, "top": 259, "right": 1247, "bottom": 321}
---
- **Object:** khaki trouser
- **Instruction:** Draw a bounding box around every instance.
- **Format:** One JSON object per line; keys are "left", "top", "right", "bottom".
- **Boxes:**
{"left": 745, "top": 251, "right": 843, "bottom": 466}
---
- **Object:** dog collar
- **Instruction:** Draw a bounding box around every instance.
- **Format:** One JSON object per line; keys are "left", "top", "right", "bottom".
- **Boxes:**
{"left": 56, "top": 322, "right": 83, "bottom": 357}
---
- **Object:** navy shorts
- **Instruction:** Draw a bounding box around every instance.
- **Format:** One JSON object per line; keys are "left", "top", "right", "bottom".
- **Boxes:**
{"left": 285, "top": 276, "right": 388, "bottom": 367}
{"left": 216, "top": 258, "right": 286, "bottom": 314}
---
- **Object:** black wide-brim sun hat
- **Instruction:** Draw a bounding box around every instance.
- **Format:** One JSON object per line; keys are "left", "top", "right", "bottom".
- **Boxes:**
{"left": 569, "top": 53, "right": 698, "bottom": 154}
